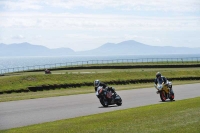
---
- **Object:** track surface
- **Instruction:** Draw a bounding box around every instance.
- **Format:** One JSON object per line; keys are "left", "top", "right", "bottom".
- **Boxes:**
{"left": 0, "top": 83, "right": 200, "bottom": 130}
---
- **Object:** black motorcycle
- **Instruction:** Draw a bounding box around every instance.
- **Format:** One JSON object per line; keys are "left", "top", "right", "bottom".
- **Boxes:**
{"left": 96, "top": 86, "right": 122, "bottom": 107}
{"left": 45, "top": 69, "right": 51, "bottom": 74}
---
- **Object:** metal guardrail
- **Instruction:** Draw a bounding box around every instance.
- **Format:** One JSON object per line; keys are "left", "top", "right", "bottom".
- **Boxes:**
{"left": 0, "top": 57, "right": 200, "bottom": 74}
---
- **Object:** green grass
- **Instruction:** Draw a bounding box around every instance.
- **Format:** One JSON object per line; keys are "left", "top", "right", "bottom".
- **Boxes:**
{"left": 1, "top": 97, "right": 200, "bottom": 133}
{"left": 0, "top": 80, "right": 200, "bottom": 102}
{"left": 1, "top": 68, "right": 200, "bottom": 92}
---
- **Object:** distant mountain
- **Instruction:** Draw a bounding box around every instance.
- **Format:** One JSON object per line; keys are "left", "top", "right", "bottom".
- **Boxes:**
{"left": 77, "top": 40, "right": 200, "bottom": 55}
{"left": 0, "top": 42, "right": 75, "bottom": 56}
{"left": 1, "top": 40, "right": 200, "bottom": 56}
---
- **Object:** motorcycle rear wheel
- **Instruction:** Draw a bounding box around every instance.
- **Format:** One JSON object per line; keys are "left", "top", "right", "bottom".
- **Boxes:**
{"left": 116, "top": 102, "right": 122, "bottom": 106}
{"left": 160, "top": 91, "right": 166, "bottom": 102}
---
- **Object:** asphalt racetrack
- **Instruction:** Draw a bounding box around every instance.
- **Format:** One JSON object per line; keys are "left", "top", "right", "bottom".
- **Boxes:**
{"left": 0, "top": 83, "right": 200, "bottom": 130}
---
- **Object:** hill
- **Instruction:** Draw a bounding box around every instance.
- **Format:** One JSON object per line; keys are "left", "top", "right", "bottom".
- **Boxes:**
{"left": 0, "top": 42, "right": 75, "bottom": 56}
{"left": 77, "top": 40, "right": 200, "bottom": 55}
{"left": 1, "top": 40, "right": 200, "bottom": 56}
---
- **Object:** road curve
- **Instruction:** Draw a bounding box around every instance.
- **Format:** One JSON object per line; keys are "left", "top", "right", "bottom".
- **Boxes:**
{"left": 0, "top": 83, "right": 200, "bottom": 130}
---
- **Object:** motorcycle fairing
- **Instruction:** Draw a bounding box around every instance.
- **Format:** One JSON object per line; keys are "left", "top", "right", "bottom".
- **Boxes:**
{"left": 162, "top": 84, "right": 169, "bottom": 93}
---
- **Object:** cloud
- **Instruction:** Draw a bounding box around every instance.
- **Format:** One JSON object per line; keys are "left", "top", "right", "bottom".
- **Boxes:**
{"left": 43, "top": 0, "right": 198, "bottom": 12}
{"left": 11, "top": 35, "right": 25, "bottom": 39}
{"left": 0, "top": 0, "right": 42, "bottom": 10}
{"left": 0, "top": 12, "right": 199, "bottom": 31}
{"left": 35, "top": 35, "right": 42, "bottom": 38}
{"left": 0, "top": 0, "right": 199, "bottom": 50}
{"left": 124, "top": 34, "right": 162, "bottom": 43}
{"left": 65, "top": 34, "right": 118, "bottom": 40}
{"left": 0, "top": 0, "right": 199, "bottom": 12}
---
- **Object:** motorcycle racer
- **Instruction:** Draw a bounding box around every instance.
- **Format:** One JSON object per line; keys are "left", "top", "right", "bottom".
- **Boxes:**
{"left": 94, "top": 80, "right": 107, "bottom": 92}
{"left": 154, "top": 72, "right": 173, "bottom": 94}
{"left": 154, "top": 72, "right": 167, "bottom": 85}
{"left": 94, "top": 79, "right": 122, "bottom": 107}
{"left": 94, "top": 80, "right": 116, "bottom": 97}
{"left": 154, "top": 72, "right": 175, "bottom": 101}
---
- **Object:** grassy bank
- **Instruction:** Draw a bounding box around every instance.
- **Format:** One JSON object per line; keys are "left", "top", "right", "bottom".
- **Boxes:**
{"left": 1, "top": 80, "right": 200, "bottom": 102}
{"left": 1, "top": 68, "right": 200, "bottom": 93}
{"left": 1, "top": 97, "right": 200, "bottom": 133}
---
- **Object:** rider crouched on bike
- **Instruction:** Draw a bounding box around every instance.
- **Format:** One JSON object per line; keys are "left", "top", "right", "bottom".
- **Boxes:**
{"left": 154, "top": 72, "right": 167, "bottom": 85}
{"left": 154, "top": 72, "right": 173, "bottom": 93}
{"left": 94, "top": 80, "right": 116, "bottom": 98}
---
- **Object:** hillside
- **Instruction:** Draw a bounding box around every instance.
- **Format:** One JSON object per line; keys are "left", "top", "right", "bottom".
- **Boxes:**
{"left": 0, "top": 42, "right": 75, "bottom": 56}
{"left": 77, "top": 40, "right": 200, "bottom": 55}
{"left": 1, "top": 40, "right": 200, "bottom": 56}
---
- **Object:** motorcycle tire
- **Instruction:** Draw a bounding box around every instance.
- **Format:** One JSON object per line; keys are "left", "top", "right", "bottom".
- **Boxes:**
{"left": 160, "top": 91, "right": 166, "bottom": 102}
{"left": 115, "top": 95, "right": 122, "bottom": 106}
{"left": 100, "top": 99, "right": 108, "bottom": 107}
{"left": 169, "top": 93, "right": 175, "bottom": 101}
{"left": 116, "top": 102, "right": 122, "bottom": 106}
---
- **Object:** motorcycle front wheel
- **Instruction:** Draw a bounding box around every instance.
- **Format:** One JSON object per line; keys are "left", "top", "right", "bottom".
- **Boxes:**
{"left": 160, "top": 91, "right": 166, "bottom": 102}
{"left": 100, "top": 98, "right": 108, "bottom": 107}
{"left": 169, "top": 93, "right": 175, "bottom": 101}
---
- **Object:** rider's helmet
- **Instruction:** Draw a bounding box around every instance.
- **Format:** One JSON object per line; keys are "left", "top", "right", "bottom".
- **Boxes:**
{"left": 94, "top": 80, "right": 100, "bottom": 87}
{"left": 156, "top": 72, "right": 161, "bottom": 78}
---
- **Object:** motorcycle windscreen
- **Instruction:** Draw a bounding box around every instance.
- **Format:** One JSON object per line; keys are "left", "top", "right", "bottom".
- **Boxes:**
{"left": 157, "top": 84, "right": 163, "bottom": 90}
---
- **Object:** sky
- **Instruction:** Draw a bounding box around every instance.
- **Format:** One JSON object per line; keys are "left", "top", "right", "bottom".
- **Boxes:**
{"left": 0, "top": 0, "right": 200, "bottom": 51}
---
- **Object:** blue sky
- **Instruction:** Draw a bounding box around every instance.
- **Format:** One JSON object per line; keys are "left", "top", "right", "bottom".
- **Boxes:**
{"left": 0, "top": 0, "right": 199, "bottom": 51}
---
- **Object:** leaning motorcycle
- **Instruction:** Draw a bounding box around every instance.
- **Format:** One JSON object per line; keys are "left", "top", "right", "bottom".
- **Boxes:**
{"left": 96, "top": 86, "right": 122, "bottom": 107}
{"left": 154, "top": 81, "right": 175, "bottom": 102}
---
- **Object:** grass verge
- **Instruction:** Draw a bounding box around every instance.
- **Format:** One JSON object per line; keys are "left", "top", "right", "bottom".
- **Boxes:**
{"left": 1, "top": 97, "right": 200, "bottom": 133}
{"left": 1, "top": 80, "right": 200, "bottom": 102}
{"left": 1, "top": 68, "right": 200, "bottom": 93}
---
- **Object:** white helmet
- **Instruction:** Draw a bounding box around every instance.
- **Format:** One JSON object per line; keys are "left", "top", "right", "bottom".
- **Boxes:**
{"left": 94, "top": 80, "right": 100, "bottom": 87}
{"left": 156, "top": 72, "right": 161, "bottom": 78}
